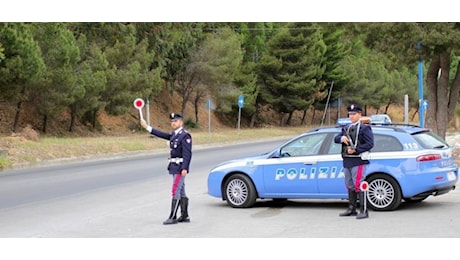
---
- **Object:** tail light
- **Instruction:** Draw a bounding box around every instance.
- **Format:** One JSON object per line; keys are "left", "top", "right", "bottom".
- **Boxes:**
{"left": 416, "top": 154, "right": 442, "bottom": 162}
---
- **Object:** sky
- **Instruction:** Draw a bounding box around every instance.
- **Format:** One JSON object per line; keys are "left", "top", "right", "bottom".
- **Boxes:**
{"left": 3, "top": 0, "right": 457, "bottom": 22}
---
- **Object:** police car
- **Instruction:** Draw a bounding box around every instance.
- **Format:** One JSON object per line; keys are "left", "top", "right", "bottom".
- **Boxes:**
{"left": 207, "top": 124, "right": 458, "bottom": 211}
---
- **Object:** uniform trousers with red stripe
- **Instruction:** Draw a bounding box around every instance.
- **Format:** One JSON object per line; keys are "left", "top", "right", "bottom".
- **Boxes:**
{"left": 171, "top": 173, "right": 187, "bottom": 199}
{"left": 343, "top": 164, "right": 367, "bottom": 192}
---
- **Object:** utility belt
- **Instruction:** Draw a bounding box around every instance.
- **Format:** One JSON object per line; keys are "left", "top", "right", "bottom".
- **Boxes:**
{"left": 168, "top": 157, "right": 183, "bottom": 164}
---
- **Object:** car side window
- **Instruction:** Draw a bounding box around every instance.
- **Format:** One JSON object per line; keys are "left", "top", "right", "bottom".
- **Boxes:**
{"left": 326, "top": 134, "right": 403, "bottom": 154}
{"left": 372, "top": 134, "right": 403, "bottom": 152}
{"left": 328, "top": 141, "right": 342, "bottom": 154}
{"left": 280, "top": 133, "right": 327, "bottom": 157}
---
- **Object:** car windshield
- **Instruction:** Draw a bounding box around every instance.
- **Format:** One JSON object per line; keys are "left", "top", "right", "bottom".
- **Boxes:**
{"left": 280, "top": 133, "right": 328, "bottom": 157}
{"left": 412, "top": 131, "right": 449, "bottom": 149}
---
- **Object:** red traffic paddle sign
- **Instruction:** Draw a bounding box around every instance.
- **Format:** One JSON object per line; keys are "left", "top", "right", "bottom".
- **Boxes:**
{"left": 133, "top": 98, "right": 145, "bottom": 109}
{"left": 360, "top": 181, "right": 369, "bottom": 192}
{"left": 133, "top": 98, "right": 145, "bottom": 120}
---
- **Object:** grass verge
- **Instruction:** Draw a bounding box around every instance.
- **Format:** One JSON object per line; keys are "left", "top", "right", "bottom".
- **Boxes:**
{"left": 0, "top": 126, "right": 310, "bottom": 171}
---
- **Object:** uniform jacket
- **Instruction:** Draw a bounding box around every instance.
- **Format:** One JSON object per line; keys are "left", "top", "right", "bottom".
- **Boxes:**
{"left": 149, "top": 127, "right": 192, "bottom": 174}
{"left": 334, "top": 122, "right": 374, "bottom": 168}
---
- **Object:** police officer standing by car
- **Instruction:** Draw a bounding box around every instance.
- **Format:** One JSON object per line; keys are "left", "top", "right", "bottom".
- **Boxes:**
{"left": 334, "top": 104, "right": 374, "bottom": 219}
{"left": 140, "top": 113, "right": 192, "bottom": 225}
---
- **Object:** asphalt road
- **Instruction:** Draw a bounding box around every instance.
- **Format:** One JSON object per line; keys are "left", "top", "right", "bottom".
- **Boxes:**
{"left": 1, "top": 137, "right": 459, "bottom": 257}
{"left": 0, "top": 138, "right": 290, "bottom": 237}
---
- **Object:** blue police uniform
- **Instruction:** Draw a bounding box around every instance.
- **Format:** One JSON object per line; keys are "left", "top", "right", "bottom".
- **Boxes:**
{"left": 145, "top": 113, "right": 192, "bottom": 224}
{"left": 334, "top": 104, "right": 374, "bottom": 219}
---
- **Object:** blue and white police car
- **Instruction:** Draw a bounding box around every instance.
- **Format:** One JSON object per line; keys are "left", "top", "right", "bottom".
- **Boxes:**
{"left": 207, "top": 124, "right": 458, "bottom": 211}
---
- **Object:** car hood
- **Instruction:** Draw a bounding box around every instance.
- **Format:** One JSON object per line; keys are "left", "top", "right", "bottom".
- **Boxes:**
{"left": 210, "top": 153, "right": 270, "bottom": 171}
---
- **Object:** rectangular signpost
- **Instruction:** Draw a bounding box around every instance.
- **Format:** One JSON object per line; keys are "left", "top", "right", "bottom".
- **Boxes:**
{"left": 205, "top": 97, "right": 216, "bottom": 134}
{"left": 237, "top": 95, "right": 244, "bottom": 131}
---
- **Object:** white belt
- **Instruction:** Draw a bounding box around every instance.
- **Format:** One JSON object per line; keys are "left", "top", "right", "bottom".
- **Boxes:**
{"left": 168, "top": 158, "right": 183, "bottom": 164}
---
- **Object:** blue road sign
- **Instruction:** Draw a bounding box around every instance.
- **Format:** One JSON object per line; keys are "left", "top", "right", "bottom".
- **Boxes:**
{"left": 422, "top": 99, "right": 428, "bottom": 110}
{"left": 238, "top": 95, "right": 244, "bottom": 108}
{"left": 205, "top": 98, "right": 216, "bottom": 110}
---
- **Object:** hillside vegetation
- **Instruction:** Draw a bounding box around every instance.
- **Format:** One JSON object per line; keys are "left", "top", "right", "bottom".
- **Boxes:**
{"left": 2, "top": 23, "right": 460, "bottom": 140}
{"left": 0, "top": 90, "right": 308, "bottom": 170}
{"left": 2, "top": 22, "right": 460, "bottom": 169}
{"left": 0, "top": 88, "right": 423, "bottom": 171}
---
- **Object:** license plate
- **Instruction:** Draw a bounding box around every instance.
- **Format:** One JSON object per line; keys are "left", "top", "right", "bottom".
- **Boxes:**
{"left": 447, "top": 171, "right": 457, "bottom": 181}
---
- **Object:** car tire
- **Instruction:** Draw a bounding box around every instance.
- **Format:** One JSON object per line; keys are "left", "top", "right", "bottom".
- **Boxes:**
{"left": 224, "top": 173, "right": 257, "bottom": 208}
{"left": 366, "top": 174, "right": 402, "bottom": 211}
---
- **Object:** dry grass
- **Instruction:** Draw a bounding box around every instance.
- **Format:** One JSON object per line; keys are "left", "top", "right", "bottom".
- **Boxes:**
{"left": 0, "top": 126, "right": 310, "bottom": 170}
{"left": 2, "top": 125, "right": 460, "bottom": 171}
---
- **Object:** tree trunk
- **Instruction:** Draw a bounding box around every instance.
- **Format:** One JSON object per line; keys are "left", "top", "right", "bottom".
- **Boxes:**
{"left": 181, "top": 94, "right": 187, "bottom": 119}
{"left": 384, "top": 102, "right": 391, "bottom": 114}
{"left": 286, "top": 111, "right": 293, "bottom": 126}
{"left": 425, "top": 52, "right": 454, "bottom": 140}
{"left": 13, "top": 101, "right": 22, "bottom": 133}
{"left": 310, "top": 107, "right": 316, "bottom": 125}
{"left": 249, "top": 112, "right": 256, "bottom": 128}
{"left": 92, "top": 109, "right": 97, "bottom": 130}
{"left": 301, "top": 109, "right": 307, "bottom": 125}
{"left": 42, "top": 114, "right": 48, "bottom": 133}
{"left": 436, "top": 51, "right": 450, "bottom": 139}
{"left": 411, "top": 107, "right": 419, "bottom": 122}
{"left": 279, "top": 113, "right": 285, "bottom": 126}
{"left": 425, "top": 55, "right": 439, "bottom": 135}
{"left": 12, "top": 86, "right": 27, "bottom": 133}
{"left": 69, "top": 103, "right": 77, "bottom": 132}
{"left": 249, "top": 100, "right": 261, "bottom": 128}
{"left": 448, "top": 60, "right": 460, "bottom": 129}
{"left": 193, "top": 96, "right": 199, "bottom": 124}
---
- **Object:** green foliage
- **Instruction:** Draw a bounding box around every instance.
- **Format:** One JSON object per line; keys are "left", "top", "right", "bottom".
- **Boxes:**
{"left": 0, "top": 23, "right": 46, "bottom": 132}
{"left": 30, "top": 23, "right": 81, "bottom": 132}
{"left": 312, "top": 24, "right": 352, "bottom": 111}
{"left": 0, "top": 42, "right": 4, "bottom": 61}
{"left": 231, "top": 23, "right": 275, "bottom": 126}
{"left": 256, "top": 23, "right": 327, "bottom": 125}
{"left": 0, "top": 23, "right": 46, "bottom": 98}
{"left": 1, "top": 22, "right": 459, "bottom": 136}
{"left": 158, "top": 23, "right": 204, "bottom": 92}
{"left": 359, "top": 22, "right": 460, "bottom": 138}
{"left": 184, "top": 117, "right": 198, "bottom": 129}
{"left": 176, "top": 26, "right": 243, "bottom": 120}
{"left": 0, "top": 156, "right": 12, "bottom": 170}
{"left": 102, "top": 25, "right": 159, "bottom": 116}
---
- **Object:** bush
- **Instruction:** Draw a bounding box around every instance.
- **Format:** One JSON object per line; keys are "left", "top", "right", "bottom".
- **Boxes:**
{"left": 185, "top": 118, "right": 198, "bottom": 129}
{"left": 0, "top": 157, "right": 11, "bottom": 170}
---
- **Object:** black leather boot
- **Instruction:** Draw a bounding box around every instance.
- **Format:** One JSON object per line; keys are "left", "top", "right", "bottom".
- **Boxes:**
{"left": 356, "top": 192, "right": 369, "bottom": 219}
{"left": 163, "top": 198, "right": 180, "bottom": 225}
{"left": 177, "top": 197, "right": 190, "bottom": 223}
{"left": 339, "top": 190, "right": 357, "bottom": 216}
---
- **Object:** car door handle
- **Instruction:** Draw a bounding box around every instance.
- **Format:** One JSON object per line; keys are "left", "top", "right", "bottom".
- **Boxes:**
{"left": 304, "top": 161, "right": 316, "bottom": 165}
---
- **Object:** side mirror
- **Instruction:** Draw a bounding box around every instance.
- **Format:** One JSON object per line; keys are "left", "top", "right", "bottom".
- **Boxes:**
{"left": 271, "top": 150, "right": 281, "bottom": 158}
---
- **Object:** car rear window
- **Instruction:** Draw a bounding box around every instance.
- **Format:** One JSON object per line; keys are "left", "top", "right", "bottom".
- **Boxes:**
{"left": 411, "top": 131, "right": 449, "bottom": 149}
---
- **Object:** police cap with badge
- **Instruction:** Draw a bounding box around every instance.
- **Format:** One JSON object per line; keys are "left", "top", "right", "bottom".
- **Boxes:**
{"left": 170, "top": 113, "right": 183, "bottom": 122}
{"left": 347, "top": 104, "right": 362, "bottom": 114}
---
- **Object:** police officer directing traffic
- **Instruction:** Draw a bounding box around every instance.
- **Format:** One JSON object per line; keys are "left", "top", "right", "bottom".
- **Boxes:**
{"left": 334, "top": 104, "right": 374, "bottom": 219}
{"left": 140, "top": 113, "right": 192, "bottom": 225}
